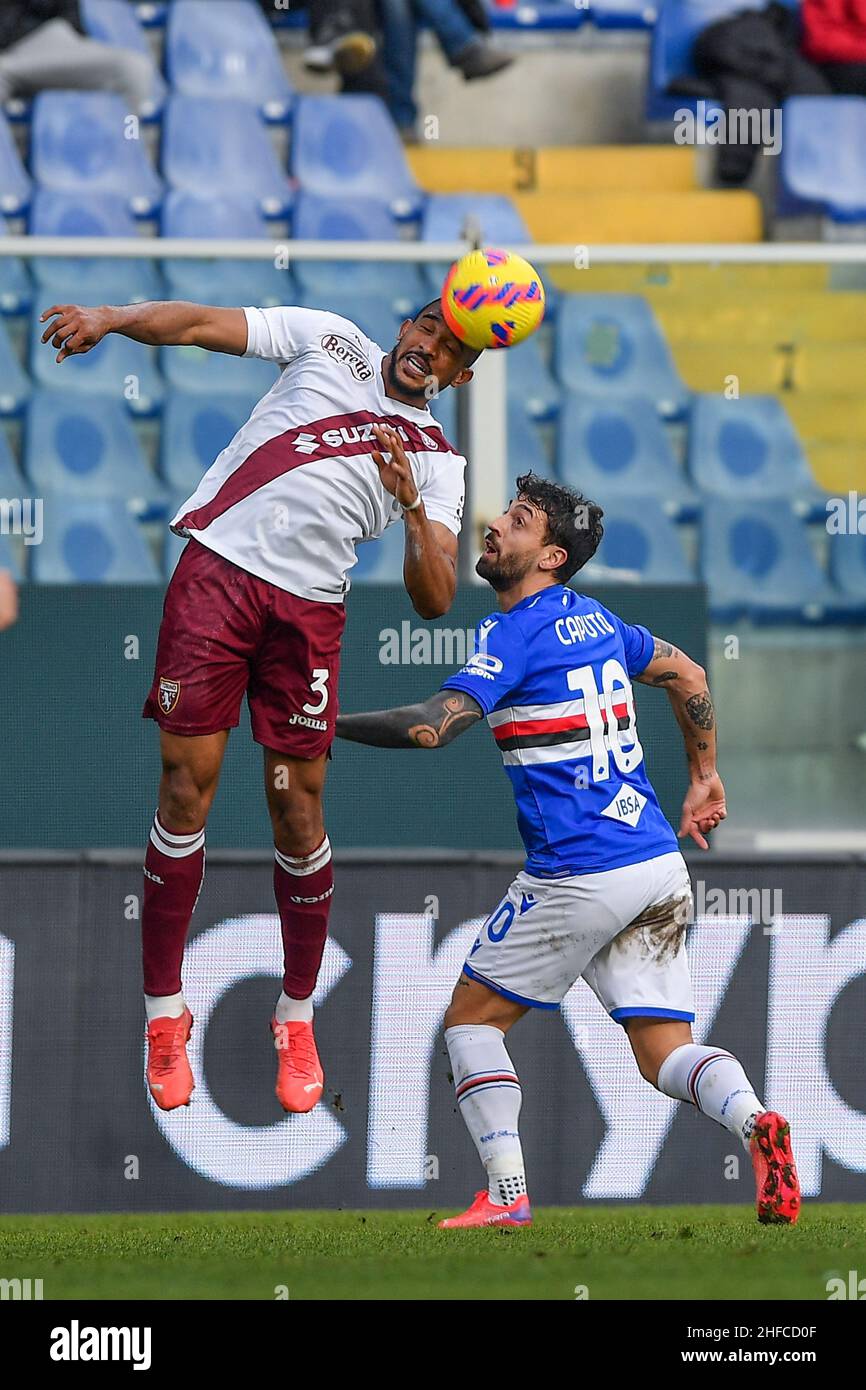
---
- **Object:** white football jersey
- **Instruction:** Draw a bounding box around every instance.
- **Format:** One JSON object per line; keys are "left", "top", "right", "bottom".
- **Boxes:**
{"left": 171, "top": 306, "right": 467, "bottom": 602}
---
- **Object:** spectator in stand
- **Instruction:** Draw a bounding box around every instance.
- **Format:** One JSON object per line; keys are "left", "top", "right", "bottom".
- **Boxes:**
{"left": 303, "top": 0, "right": 380, "bottom": 76}
{"left": 0, "top": 571, "right": 18, "bottom": 632}
{"left": 381, "top": 0, "right": 514, "bottom": 138}
{"left": 0, "top": 1, "right": 153, "bottom": 111}
{"left": 801, "top": 0, "right": 866, "bottom": 93}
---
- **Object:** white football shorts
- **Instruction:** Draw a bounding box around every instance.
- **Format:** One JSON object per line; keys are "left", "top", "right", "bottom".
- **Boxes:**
{"left": 462, "top": 850, "right": 694, "bottom": 1022}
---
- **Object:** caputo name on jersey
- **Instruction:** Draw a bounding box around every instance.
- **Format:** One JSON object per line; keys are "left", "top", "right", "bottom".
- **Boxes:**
{"left": 555, "top": 611, "right": 617, "bottom": 645}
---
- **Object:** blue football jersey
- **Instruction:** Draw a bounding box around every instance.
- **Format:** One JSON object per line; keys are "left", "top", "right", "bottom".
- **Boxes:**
{"left": 441, "top": 584, "right": 678, "bottom": 875}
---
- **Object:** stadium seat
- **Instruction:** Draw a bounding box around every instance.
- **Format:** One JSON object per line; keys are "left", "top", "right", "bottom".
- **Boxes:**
{"left": 581, "top": 497, "right": 694, "bottom": 584}
{"left": 513, "top": 190, "right": 761, "bottom": 243}
{"left": 779, "top": 98, "right": 866, "bottom": 222}
{"left": 557, "top": 395, "right": 698, "bottom": 519}
{"left": 647, "top": 0, "right": 779, "bottom": 121}
{"left": 160, "top": 389, "right": 260, "bottom": 492}
{"left": 25, "top": 392, "right": 168, "bottom": 520}
{"left": 487, "top": 0, "right": 587, "bottom": 28}
{"left": 592, "top": 1, "right": 659, "bottom": 28}
{"left": 421, "top": 194, "right": 530, "bottom": 245}
{"left": 28, "top": 190, "right": 164, "bottom": 301}
{"left": 0, "top": 217, "right": 32, "bottom": 315}
{"left": 166, "top": 0, "right": 294, "bottom": 122}
{"left": 0, "top": 532, "right": 21, "bottom": 581}
{"left": 351, "top": 519, "right": 405, "bottom": 583}
{"left": 508, "top": 403, "right": 550, "bottom": 476}
{"left": 506, "top": 335, "right": 560, "bottom": 422}
{"left": 160, "top": 340, "right": 278, "bottom": 396}
{"left": 829, "top": 529, "right": 866, "bottom": 604}
{"left": 0, "top": 321, "right": 32, "bottom": 415}
{"left": 162, "top": 96, "right": 292, "bottom": 219}
{"left": 161, "top": 190, "right": 291, "bottom": 305}
{"left": 0, "top": 110, "right": 31, "bottom": 215}
{"left": 31, "top": 92, "right": 163, "bottom": 217}
{"left": 80, "top": 0, "right": 167, "bottom": 121}
{"left": 0, "top": 427, "right": 24, "bottom": 494}
{"left": 670, "top": 341, "right": 783, "bottom": 395}
{"left": 292, "top": 96, "right": 422, "bottom": 220}
{"left": 32, "top": 495, "right": 161, "bottom": 583}
{"left": 291, "top": 193, "right": 425, "bottom": 305}
{"left": 555, "top": 294, "right": 688, "bottom": 418}
{"left": 30, "top": 308, "right": 163, "bottom": 416}
{"left": 700, "top": 499, "right": 863, "bottom": 624}
{"left": 689, "top": 395, "right": 826, "bottom": 520}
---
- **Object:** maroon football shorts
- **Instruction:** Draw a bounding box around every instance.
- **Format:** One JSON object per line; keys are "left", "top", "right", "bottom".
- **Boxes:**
{"left": 142, "top": 539, "right": 346, "bottom": 758}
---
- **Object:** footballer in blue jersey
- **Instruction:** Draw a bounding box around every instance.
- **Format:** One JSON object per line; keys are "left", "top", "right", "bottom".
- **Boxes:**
{"left": 336, "top": 471, "right": 800, "bottom": 1231}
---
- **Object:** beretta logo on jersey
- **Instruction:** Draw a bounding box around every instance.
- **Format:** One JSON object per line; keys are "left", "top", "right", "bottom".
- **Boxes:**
{"left": 158, "top": 678, "right": 181, "bottom": 714}
{"left": 321, "top": 333, "right": 373, "bottom": 381}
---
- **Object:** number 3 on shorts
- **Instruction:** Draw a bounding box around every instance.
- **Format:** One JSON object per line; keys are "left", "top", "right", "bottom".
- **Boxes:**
{"left": 303, "top": 668, "right": 330, "bottom": 716}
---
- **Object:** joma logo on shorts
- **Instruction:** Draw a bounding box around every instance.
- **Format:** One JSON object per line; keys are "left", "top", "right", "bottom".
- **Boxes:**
{"left": 289, "top": 712, "right": 328, "bottom": 731}
{"left": 321, "top": 333, "right": 373, "bottom": 381}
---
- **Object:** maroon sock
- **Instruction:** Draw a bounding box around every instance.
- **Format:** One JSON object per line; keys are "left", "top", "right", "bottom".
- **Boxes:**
{"left": 273, "top": 835, "right": 333, "bottom": 998}
{"left": 142, "top": 814, "right": 206, "bottom": 997}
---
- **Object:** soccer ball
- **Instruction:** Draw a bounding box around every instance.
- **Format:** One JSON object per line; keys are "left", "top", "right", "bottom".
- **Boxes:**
{"left": 441, "top": 247, "right": 545, "bottom": 351}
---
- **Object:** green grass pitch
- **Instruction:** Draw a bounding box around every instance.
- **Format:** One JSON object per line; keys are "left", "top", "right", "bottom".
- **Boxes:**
{"left": 1, "top": 1205, "right": 865, "bottom": 1300}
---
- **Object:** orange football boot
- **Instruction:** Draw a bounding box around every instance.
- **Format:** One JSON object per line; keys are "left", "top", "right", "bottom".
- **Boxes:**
{"left": 271, "top": 1018, "right": 324, "bottom": 1113}
{"left": 146, "top": 1008, "right": 194, "bottom": 1110}
{"left": 750, "top": 1111, "right": 801, "bottom": 1225}
{"left": 438, "top": 1191, "right": 532, "bottom": 1229}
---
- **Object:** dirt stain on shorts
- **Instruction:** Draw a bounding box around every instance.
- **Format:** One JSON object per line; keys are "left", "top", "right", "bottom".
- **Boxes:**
{"left": 620, "top": 892, "right": 692, "bottom": 964}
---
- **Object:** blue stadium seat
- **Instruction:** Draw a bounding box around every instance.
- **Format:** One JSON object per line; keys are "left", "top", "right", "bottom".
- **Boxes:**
{"left": 163, "top": 96, "right": 292, "bottom": 218}
{"left": 0, "top": 321, "right": 31, "bottom": 416}
{"left": 25, "top": 392, "right": 168, "bottom": 520}
{"left": 647, "top": 0, "right": 775, "bottom": 121}
{"left": 689, "top": 394, "right": 825, "bottom": 519}
{"left": 557, "top": 394, "right": 697, "bottom": 519}
{"left": 422, "top": 195, "right": 530, "bottom": 245}
{"left": 292, "top": 96, "right": 422, "bottom": 219}
{"left": 160, "top": 389, "right": 260, "bottom": 492}
{"left": 28, "top": 190, "right": 164, "bottom": 301}
{"left": 779, "top": 98, "right": 866, "bottom": 222}
{"left": 488, "top": 1, "right": 588, "bottom": 27}
{"left": 291, "top": 193, "right": 425, "bottom": 305}
{"left": 297, "top": 292, "right": 402, "bottom": 353}
{"left": 582, "top": 497, "right": 694, "bottom": 583}
{"left": 32, "top": 495, "right": 161, "bottom": 583}
{"left": 0, "top": 533, "right": 21, "bottom": 582}
{"left": 161, "top": 190, "right": 290, "bottom": 305}
{"left": 0, "top": 111, "right": 31, "bottom": 215}
{"left": 508, "top": 403, "right": 550, "bottom": 475}
{"left": 555, "top": 294, "right": 688, "bottom": 419}
{"left": 160, "top": 340, "right": 278, "bottom": 395}
{"left": 0, "top": 428, "right": 24, "bottom": 494}
{"left": 700, "top": 499, "right": 864, "bottom": 624}
{"left": 592, "top": 1, "right": 659, "bottom": 28}
{"left": 506, "top": 334, "right": 560, "bottom": 422}
{"left": 167, "top": 0, "right": 294, "bottom": 122}
{"left": 829, "top": 530, "right": 866, "bottom": 604}
{"left": 31, "top": 92, "right": 163, "bottom": 216}
{"left": 351, "top": 519, "right": 405, "bottom": 583}
{"left": 0, "top": 217, "right": 32, "bottom": 314}
{"left": 30, "top": 309, "right": 163, "bottom": 416}
{"left": 80, "top": 0, "right": 168, "bottom": 121}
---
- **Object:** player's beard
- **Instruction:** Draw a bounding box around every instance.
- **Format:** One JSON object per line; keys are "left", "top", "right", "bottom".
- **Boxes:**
{"left": 475, "top": 549, "right": 535, "bottom": 591}
{"left": 385, "top": 350, "right": 431, "bottom": 403}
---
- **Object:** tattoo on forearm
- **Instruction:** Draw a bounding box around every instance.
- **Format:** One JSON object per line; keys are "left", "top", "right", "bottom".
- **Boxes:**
{"left": 685, "top": 691, "right": 715, "bottom": 732}
{"left": 408, "top": 692, "right": 481, "bottom": 748}
{"left": 652, "top": 638, "right": 674, "bottom": 660}
{"left": 336, "top": 689, "right": 483, "bottom": 749}
{"left": 649, "top": 670, "right": 678, "bottom": 686}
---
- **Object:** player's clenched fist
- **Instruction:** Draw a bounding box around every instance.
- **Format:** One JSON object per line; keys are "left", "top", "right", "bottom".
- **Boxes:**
{"left": 40, "top": 304, "right": 111, "bottom": 363}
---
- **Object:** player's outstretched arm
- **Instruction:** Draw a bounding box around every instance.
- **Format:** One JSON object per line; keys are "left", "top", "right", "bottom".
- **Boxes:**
{"left": 635, "top": 637, "right": 726, "bottom": 849}
{"left": 336, "top": 689, "right": 483, "bottom": 749}
{"left": 40, "top": 301, "right": 248, "bottom": 362}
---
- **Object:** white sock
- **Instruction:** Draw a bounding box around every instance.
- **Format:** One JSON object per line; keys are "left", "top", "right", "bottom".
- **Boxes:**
{"left": 657, "top": 1043, "right": 764, "bottom": 1151}
{"left": 445, "top": 1024, "right": 526, "bottom": 1206}
{"left": 274, "top": 990, "right": 314, "bottom": 1024}
{"left": 144, "top": 990, "right": 186, "bottom": 1023}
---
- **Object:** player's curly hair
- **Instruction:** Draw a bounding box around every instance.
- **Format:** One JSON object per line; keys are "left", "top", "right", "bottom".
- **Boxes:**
{"left": 515, "top": 471, "right": 604, "bottom": 582}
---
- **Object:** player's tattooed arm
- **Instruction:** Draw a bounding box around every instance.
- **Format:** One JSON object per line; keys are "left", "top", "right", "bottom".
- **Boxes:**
{"left": 335, "top": 690, "right": 484, "bottom": 749}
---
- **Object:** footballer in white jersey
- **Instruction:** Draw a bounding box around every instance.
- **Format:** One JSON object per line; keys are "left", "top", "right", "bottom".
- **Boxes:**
{"left": 40, "top": 293, "right": 480, "bottom": 1117}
